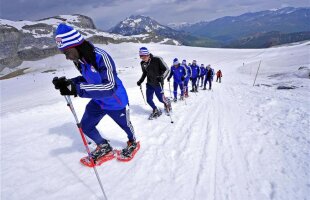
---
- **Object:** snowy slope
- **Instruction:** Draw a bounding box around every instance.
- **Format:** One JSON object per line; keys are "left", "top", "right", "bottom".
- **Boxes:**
{"left": 1, "top": 42, "right": 310, "bottom": 200}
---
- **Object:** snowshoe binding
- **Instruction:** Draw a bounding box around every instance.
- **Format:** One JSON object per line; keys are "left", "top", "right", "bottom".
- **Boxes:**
{"left": 116, "top": 141, "right": 140, "bottom": 162}
{"left": 80, "top": 142, "right": 115, "bottom": 167}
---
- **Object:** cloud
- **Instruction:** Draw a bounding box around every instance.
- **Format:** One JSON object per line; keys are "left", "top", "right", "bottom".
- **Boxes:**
{"left": 1, "top": 0, "right": 309, "bottom": 30}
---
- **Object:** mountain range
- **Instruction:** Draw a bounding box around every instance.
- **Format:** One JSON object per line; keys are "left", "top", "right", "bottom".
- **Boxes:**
{"left": 110, "top": 7, "right": 310, "bottom": 48}
{"left": 1, "top": 7, "right": 309, "bottom": 71}
{"left": 109, "top": 15, "right": 218, "bottom": 47}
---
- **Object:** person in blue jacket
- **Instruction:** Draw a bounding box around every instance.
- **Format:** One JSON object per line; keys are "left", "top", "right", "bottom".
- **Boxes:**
{"left": 182, "top": 59, "right": 191, "bottom": 98}
{"left": 199, "top": 64, "right": 206, "bottom": 87}
{"left": 204, "top": 64, "right": 213, "bottom": 90}
{"left": 190, "top": 60, "right": 201, "bottom": 92}
{"left": 52, "top": 24, "right": 138, "bottom": 162}
{"left": 167, "top": 58, "right": 188, "bottom": 102}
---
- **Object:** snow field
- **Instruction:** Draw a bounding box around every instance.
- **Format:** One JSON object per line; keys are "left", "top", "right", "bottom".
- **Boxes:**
{"left": 1, "top": 42, "right": 309, "bottom": 200}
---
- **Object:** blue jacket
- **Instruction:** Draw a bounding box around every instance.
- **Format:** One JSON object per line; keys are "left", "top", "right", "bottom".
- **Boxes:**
{"left": 184, "top": 64, "right": 192, "bottom": 81}
{"left": 190, "top": 64, "right": 200, "bottom": 78}
{"left": 200, "top": 67, "right": 206, "bottom": 76}
{"left": 71, "top": 47, "right": 128, "bottom": 110}
{"left": 167, "top": 64, "right": 187, "bottom": 83}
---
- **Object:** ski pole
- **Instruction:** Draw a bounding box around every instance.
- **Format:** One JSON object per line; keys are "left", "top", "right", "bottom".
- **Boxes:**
{"left": 168, "top": 81, "right": 172, "bottom": 98}
{"left": 159, "top": 82, "right": 174, "bottom": 124}
{"left": 139, "top": 85, "right": 147, "bottom": 105}
{"left": 64, "top": 96, "right": 108, "bottom": 200}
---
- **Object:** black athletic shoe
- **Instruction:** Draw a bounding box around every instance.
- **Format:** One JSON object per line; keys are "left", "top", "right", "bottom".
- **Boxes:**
{"left": 120, "top": 140, "right": 138, "bottom": 158}
{"left": 148, "top": 108, "right": 162, "bottom": 120}
{"left": 91, "top": 142, "right": 113, "bottom": 161}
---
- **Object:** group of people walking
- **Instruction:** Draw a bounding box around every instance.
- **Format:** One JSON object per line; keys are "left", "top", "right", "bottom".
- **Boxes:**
{"left": 137, "top": 47, "right": 223, "bottom": 118}
{"left": 52, "top": 23, "right": 223, "bottom": 164}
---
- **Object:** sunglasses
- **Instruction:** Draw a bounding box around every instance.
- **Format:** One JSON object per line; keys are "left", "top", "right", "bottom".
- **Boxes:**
{"left": 139, "top": 55, "right": 149, "bottom": 58}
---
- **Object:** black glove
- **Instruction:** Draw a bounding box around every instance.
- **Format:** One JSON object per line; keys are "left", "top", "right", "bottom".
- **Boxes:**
{"left": 52, "top": 76, "right": 68, "bottom": 90}
{"left": 53, "top": 76, "right": 77, "bottom": 96}
{"left": 181, "top": 76, "right": 185, "bottom": 81}
{"left": 60, "top": 80, "right": 77, "bottom": 96}
{"left": 137, "top": 80, "right": 142, "bottom": 86}
{"left": 167, "top": 77, "right": 171, "bottom": 82}
{"left": 190, "top": 77, "right": 192, "bottom": 81}
{"left": 156, "top": 76, "right": 163, "bottom": 83}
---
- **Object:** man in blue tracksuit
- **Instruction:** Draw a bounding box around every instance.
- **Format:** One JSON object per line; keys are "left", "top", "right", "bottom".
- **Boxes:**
{"left": 199, "top": 64, "right": 206, "bottom": 87}
{"left": 182, "top": 59, "right": 191, "bottom": 98}
{"left": 137, "top": 47, "right": 170, "bottom": 119}
{"left": 52, "top": 24, "right": 138, "bottom": 162}
{"left": 167, "top": 58, "right": 188, "bottom": 102}
{"left": 190, "top": 60, "right": 201, "bottom": 92}
{"left": 204, "top": 65, "right": 213, "bottom": 90}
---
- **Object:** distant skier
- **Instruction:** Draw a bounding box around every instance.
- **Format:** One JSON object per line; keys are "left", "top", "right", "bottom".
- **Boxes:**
{"left": 203, "top": 65, "right": 213, "bottom": 90}
{"left": 182, "top": 59, "right": 191, "bottom": 97}
{"left": 52, "top": 24, "right": 139, "bottom": 163}
{"left": 136, "top": 47, "right": 171, "bottom": 119}
{"left": 167, "top": 58, "right": 188, "bottom": 102}
{"left": 199, "top": 64, "right": 206, "bottom": 87}
{"left": 216, "top": 70, "right": 222, "bottom": 83}
{"left": 190, "top": 60, "right": 201, "bottom": 92}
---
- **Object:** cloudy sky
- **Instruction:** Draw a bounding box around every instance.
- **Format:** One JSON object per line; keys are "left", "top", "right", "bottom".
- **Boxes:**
{"left": 1, "top": 0, "right": 309, "bottom": 30}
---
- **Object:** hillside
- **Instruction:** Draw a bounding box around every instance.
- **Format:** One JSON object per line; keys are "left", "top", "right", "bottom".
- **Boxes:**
{"left": 1, "top": 42, "right": 309, "bottom": 200}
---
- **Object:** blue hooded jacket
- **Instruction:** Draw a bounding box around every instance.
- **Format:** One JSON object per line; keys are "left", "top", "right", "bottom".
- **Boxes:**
{"left": 200, "top": 66, "right": 206, "bottom": 76}
{"left": 167, "top": 64, "right": 188, "bottom": 83}
{"left": 190, "top": 64, "right": 200, "bottom": 78}
{"left": 71, "top": 47, "right": 128, "bottom": 110}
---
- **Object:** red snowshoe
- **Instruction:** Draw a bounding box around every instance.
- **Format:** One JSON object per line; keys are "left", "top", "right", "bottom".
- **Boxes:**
{"left": 116, "top": 141, "right": 140, "bottom": 162}
{"left": 80, "top": 143, "right": 115, "bottom": 167}
{"left": 80, "top": 151, "right": 115, "bottom": 167}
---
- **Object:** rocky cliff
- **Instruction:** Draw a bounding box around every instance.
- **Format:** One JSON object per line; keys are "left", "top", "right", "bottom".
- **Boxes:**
{"left": 0, "top": 14, "right": 178, "bottom": 72}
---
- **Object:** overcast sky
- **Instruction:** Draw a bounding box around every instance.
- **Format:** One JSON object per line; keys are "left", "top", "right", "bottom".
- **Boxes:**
{"left": 0, "top": 0, "right": 309, "bottom": 30}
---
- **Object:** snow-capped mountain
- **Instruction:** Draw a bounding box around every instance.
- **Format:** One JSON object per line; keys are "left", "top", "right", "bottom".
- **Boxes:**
{"left": 109, "top": 15, "right": 218, "bottom": 48}
{"left": 0, "top": 14, "right": 180, "bottom": 72}
{"left": 110, "top": 15, "right": 178, "bottom": 36}
{"left": 109, "top": 7, "right": 310, "bottom": 49}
